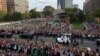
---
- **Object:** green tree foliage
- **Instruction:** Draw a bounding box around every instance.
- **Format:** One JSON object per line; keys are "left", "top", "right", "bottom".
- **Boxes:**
{"left": 22, "top": 12, "right": 30, "bottom": 19}
{"left": 76, "top": 10, "right": 85, "bottom": 22}
{"left": 4, "top": 12, "right": 23, "bottom": 21}
{"left": 30, "top": 9, "right": 41, "bottom": 18}
{"left": 91, "top": 9, "right": 100, "bottom": 23}
{"left": 93, "top": 9, "right": 100, "bottom": 18}
{"left": 64, "top": 8, "right": 77, "bottom": 23}
{"left": 64, "top": 8, "right": 85, "bottom": 23}
{"left": 84, "top": 9, "right": 100, "bottom": 23}
{"left": 85, "top": 12, "right": 94, "bottom": 22}
{"left": 0, "top": 11, "right": 6, "bottom": 21}
{"left": 43, "top": 6, "right": 55, "bottom": 16}
{"left": 64, "top": 8, "right": 78, "bottom": 13}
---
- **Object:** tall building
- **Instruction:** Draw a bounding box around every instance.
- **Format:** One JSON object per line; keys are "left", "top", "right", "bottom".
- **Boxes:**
{"left": 6, "top": 0, "right": 14, "bottom": 13}
{"left": 57, "top": 0, "right": 65, "bottom": 9}
{"left": 73, "top": 4, "right": 78, "bottom": 8}
{"left": 83, "top": 0, "right": 100, "bottom": 13}
{"left": 7, "top": 0, "right": 29, "bottom": 13}
{"left": 57, "top": 0, "right": 78, "bottom": 9}
{"left": 65, "top": 0, "right": 73, "bottom": 8}
{"left": 0, "top": 0, "right": 7, "bottom": 12}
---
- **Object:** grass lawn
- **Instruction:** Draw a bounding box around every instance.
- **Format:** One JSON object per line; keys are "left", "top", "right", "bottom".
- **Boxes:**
{"left": 72, "top": 23, "right": 83, "bottom": 30}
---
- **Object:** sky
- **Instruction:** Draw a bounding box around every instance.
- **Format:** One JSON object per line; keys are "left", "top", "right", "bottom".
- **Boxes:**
{"left": 29, "top": 0, "right": 85, "bottom": 11}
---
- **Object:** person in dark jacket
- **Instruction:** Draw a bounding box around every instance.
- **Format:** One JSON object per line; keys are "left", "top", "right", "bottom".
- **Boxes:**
{"left": 55, "top": 51, "right": 60, "bottom": 56}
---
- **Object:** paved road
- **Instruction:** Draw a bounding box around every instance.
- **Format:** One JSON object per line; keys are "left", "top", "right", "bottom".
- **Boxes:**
{"left": 14, "top": 34, "right": 100, "bottom": 51}
{"left": 33, "top": 36, "right": 100, "bottom": 56}
{"left": 39, "top": 37, "right": 100, "bottom": 50}
{"left": 1, "top": 35, "right": 100, "bottom": 56}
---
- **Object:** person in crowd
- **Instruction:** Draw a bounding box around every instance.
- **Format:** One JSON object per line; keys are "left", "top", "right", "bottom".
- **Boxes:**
{"left": 0, "top": 30, "right": 100, "bottom": 56}
{"left": 40, "top": 46, "right": 46, "bottom": 56}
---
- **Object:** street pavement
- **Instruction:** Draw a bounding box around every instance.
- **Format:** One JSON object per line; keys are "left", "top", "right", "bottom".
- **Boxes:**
{"left": 0, "top": 35, "right": 100, "bottom": 56}
{"left": 32, "top": 36, "right": 100, "bottom": 56}
{"left": 33, "top": 36, "right": 100, "bottom": 50}
{"left": 13, "top": 34, "right": 100, "bottom": 51}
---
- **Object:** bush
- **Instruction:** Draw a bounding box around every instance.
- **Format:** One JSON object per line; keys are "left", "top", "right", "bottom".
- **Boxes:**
{"left": 4, "top": 12, "right": 23, "bottom": 21}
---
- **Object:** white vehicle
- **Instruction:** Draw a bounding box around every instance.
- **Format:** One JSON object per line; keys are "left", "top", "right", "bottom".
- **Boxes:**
{"left": 56, "top": 33, "right": 71, "bottom": 44}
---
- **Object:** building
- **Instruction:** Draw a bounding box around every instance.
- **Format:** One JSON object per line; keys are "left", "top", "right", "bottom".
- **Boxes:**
{"left": 7, "top": 0, "right": 29, "bottom": 13}
{"left": 6, "top": 0, "right": 14, "bottom": 13}
{"left": 0, "top": 0, "right": 7, "bottom": 12}
{"left": 65, "top": 0, "right": 73, "bottom": 8}
{"left": 57, "top": 0, "right": 65, "bottom": 9}
{"left": 57, "top": 0, "right": 78, "bottom": 9}
{"left": 73, "top": 4, "right": 78, "bottom": 8}
{"left": 84, "top": 0, "right": 100, "bottom": 23}
{"left": 83, "top": 0, "right": 100, "bottom": 13}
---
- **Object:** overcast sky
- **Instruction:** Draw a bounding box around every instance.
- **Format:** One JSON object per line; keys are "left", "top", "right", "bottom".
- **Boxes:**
{"left": 29, "top": 0, "right": 85, "bottom": 11}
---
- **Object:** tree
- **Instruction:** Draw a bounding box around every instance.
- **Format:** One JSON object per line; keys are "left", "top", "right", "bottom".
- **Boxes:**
{"left": 92, "top": 9, "right": 100, "bottom": 23}
{"left": 76, "top": 10, "right": 85, "bottom": 23}
{"left": 30, "top": 9, "right": 41, "bottom": 18}
{"left": 0, "top": 11, "right": 6, "bottom": 21}
{"left": 4, "top": 12, "right": 23, "bottom": 21}
{"left": 84, "top": 12, "right": 94, "bottom": 22}
{"left": 84, "top": 9, "right": 100, "bottom": 23}
{"left": 43, "top": 6, "right": 55, "bottom": 16}
{"left": 64, "top": 8, "right": 78, "bottom": 23}
{"left": 64, "top": 8, "right": 85, "bottom": 23}
{"left": 22, "top": 12, "right": 30, "bottom": 19}
{"left": 64, "top": 8, "right": 78, "bottom": 13}
{"left": 93, "top": 9, "right": 100, "bottom": 18}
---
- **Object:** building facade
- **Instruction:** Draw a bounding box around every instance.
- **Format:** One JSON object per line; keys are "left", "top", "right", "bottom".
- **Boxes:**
{"left": 57, "top": 0, "right": 78, "bottom": 9}
{"left": 7, "top": 0, "right": 29, "bottom": 13}
{"left": 65, "top": 0, "right": 73, "bottom": 8}
{"left": 6, "top": 0, "right": 15, "bottom": 13}
{"left": 73, "top": 4, "right": 78, "bottom": 8}
{"left": 83, "top": 0, "right": 100, "bottom": 13}
{"left": 57, "top": 0, "right": 65, "bottom": 9}
{"left": 0, "top": 0, "right": 7, "bottom": 12}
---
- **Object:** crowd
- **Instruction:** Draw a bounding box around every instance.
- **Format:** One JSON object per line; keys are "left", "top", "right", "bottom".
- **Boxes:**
{"left": 0, "top": 21, "right": 100, "bottom": 56}
{"left": 0, "top": 38, "right": 99, "bottom": 56}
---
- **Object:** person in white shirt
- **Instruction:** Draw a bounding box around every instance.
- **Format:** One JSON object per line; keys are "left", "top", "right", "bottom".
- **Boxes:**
{"left": 81, "top": 52, "right": 85, "bottom": 56}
